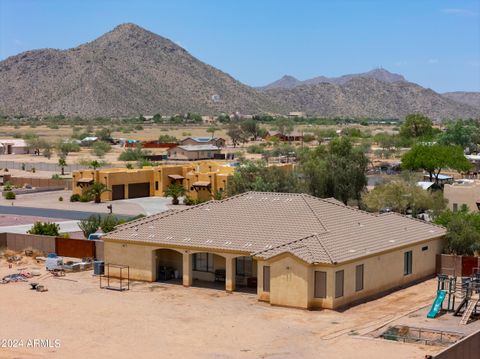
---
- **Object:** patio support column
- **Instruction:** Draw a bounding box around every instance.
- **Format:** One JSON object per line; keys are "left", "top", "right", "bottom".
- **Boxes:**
{"left": 225, "top": 256, "right": 236, "bottom": 293}
{"left": 182, "top": 252, "right": 192, "bottom": 287}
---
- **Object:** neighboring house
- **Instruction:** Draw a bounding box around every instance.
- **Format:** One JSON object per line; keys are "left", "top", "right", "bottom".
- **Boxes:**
{"left": 103, "top": 191, "right": 445, "bottom": 310}
{"left": 72, "top": 160, "right": 235, "bottom": 202}
{"left": 444, "top": 179, "right": 480, "bottom": 212}
{"left": 264, "top": 130, "right": 304, "bottom": 142}
{"left": 0, "top": 139, "right": 29, "bottom": 155}
{"left": 167, "top": 145, "right": 221, "bottom": 161}
{"left": 466, "top": 154, "right": 480, "bottom": 174}
{"left": 179, "top": 137, "right": 226, "bottom": 148}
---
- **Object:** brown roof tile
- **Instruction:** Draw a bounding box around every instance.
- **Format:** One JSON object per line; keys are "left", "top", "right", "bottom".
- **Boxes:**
{"left": 106, "top": 192, "right": 445, "bottom": 264}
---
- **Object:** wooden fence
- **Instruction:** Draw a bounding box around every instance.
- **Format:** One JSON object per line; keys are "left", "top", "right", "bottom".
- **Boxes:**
{"left": 436, "top": 254, "right": 480, "bottom": 277}
{"left": 0, "top": 232, "right": 103, "bottom": 260}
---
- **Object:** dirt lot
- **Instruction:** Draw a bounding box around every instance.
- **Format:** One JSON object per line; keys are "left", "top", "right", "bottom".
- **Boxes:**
{"left": 0, "top": 255, "right": 455, "bottom": 359}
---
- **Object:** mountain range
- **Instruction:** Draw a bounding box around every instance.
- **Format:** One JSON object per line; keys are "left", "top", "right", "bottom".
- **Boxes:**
{"left": 0, "top": 23, "right": 478, "bottom": 119}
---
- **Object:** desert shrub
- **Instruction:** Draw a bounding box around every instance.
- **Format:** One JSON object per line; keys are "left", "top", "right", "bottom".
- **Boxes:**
{"left": 3, "top": 182, "right": 12, "bottom": 191}
{"left": 4, "top": 191, "right": 16, "bottom": 200}
{"left": 28, "top": 222, "right": 60, "bottom": 236}
{"left": 247, "top": 144, "right": 266, "bottom": 154}
{"left": 70, "top": 193, "right": 81, "bottom": 202}
{"left": 79, "top": 193, "right": 92, "bottom": 202}
{"left": 91, "top": 141, "right": 112, "bottom": 157}
{"left": 58, "top": 196, "right": 63, "bottom": 202}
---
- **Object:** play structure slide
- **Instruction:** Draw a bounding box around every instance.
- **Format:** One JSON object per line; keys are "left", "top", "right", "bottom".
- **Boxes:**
{"left": 427, "top": 290, "right": 447, "bottom": 318}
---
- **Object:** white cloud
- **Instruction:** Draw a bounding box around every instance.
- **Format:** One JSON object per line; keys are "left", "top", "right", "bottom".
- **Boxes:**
{"left": 428, "top": 58, "right": 439, "bottom": 64}
{"left": 441, "top": 8, "right": 478, "bottom": 17}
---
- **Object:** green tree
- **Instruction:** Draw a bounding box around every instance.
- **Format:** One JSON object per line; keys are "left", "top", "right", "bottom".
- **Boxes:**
{"left": 28, "top": 222, "right": 60, "bottom": 236}
{"left": 240, "top": 119, "right": 259, "bottom": 140}
{"left": 275, "top": 117, "right": 294, "bottom": 136}
{"left": 95, "top": 127, "right": 112, "bottom": 142}
{"left": 399, "top": 113, "right": 433, "bottom": 138}
{"left": 85, "top": 182, "right": 110, "bottom": 203}
{"left": 206, "top": 126, "right": 220, "bottom": 138}
{"left": 226, "top": 123, "right": 247, "bottom": 148}
{"left": 401, "top": 144, "right": 472, "bottom": 182}
{"left": 78, "top": 215, "right": 102, "bottom": 238}
{"left": 165, "top": 183, "right": 186, "bottom": 205}
{"left": 362, "top": 180, "right": 446, "bottom": 215}
{"left": 227, "top": 160, "right": 299, "bottom": 196}
{"left": 438, "top": 120, "right": 480, "bottom": 152}
{"left": 57, "top": 141, "right": 81, "bottom": 157}
{"left": 58, "top": 155, "right": 67, "bottom": 176}
{"left": 434, "top": 207, "right": 480, "bottom": 256}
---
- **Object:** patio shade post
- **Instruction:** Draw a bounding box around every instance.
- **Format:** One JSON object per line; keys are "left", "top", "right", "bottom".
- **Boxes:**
{"left": 182, "top": 252, "right": 192, "bottom": 287}
{"left": 225, "top": 256, "right": 236, "bottom": 293}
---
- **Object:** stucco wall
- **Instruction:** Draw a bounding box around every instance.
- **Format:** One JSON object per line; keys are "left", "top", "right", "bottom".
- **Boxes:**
{"left": 309, "top": 237, "right": 443, "bottom": 309}
{"left": 444, "top": 182, "right": 480, "bottom": 212}
{"left": 104, "top": 241, "right": 156, "bottom": 281}
{"left": 269, "top": 254, "right": 310, "bottom": 309}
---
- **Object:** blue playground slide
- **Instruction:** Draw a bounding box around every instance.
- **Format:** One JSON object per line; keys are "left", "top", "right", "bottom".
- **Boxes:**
{"left": 427, "top": 290, "right": 447, "bottom": 318}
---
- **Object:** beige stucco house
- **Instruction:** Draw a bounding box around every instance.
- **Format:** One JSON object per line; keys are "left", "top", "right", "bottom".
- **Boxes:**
{"left": 444, "top": 179, "right": 480, "bottom": 212}
{"left": 104, "top": 192, "right": 446, "bottom": 310}
{"left": 167, "top": 144, "right": 221, "bottom": 160}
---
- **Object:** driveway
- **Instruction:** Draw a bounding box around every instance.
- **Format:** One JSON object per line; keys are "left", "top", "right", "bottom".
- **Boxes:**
{"left": 114, "top": 196, "right": 172, "bottom": 215}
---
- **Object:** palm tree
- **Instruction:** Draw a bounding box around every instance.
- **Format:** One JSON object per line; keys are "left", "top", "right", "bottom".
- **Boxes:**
{"left": 86, "top": 182, "right": 110, "bottom": 203}
{"left": 165, "top": 183, "right": 186, "bottom": 205}
{"left": 58, "top": 156, "right": 67, "bottom": 176}
{"left": 89, "top": 160, "right": 103, "bottom": 171}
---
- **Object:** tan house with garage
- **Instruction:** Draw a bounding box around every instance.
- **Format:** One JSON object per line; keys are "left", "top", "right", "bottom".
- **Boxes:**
{"left": 167, "top": 145, "right": 221, "bottom": 161}
{"left": 103, "top": 192, "right": 446, "bottom": 310}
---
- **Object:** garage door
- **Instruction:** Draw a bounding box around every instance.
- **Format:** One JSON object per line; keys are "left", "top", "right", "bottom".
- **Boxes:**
{"left": 128, "top": 182, "right": 150, "bottom": 199}
{"left": 112, "top": 185, "right": 125, "bottom": 200}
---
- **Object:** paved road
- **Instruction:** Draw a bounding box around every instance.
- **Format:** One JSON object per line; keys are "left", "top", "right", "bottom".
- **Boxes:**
{"left": 0, "top": 205, "right": 131, "bottom": 220}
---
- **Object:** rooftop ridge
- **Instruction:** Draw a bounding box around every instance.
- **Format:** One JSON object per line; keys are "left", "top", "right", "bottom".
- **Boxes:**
{"left": 254, "top": 232, "right": 335, "bottom": 264}
{"left": 312, "top": 234, "right": 336, "bottom": 264}
{"left": 300, "top": 194, "right": 329, "bottom": 232}
{"left": 383, "top": 211, "right": 446, "bottom": 230}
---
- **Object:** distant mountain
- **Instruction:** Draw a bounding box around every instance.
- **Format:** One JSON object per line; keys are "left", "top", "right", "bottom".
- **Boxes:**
{"left": 0, "top": 23, "right": 477, "bottom": 120}
{"left": 0, "top": 23, "right": 281, "bottom": 117}
{"left": 264, "top": 78, "right": 480, "bottom": 120}
{"left": 442, "top": 92, "right": 480, "bottom": 109}
{"left": 260, "top": 68, "right": 406, "bottom": 90}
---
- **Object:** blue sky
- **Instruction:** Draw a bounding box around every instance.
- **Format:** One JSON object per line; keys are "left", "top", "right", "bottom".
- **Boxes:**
{"left": 1, "top": 0, "right": 479, "bottom": 92}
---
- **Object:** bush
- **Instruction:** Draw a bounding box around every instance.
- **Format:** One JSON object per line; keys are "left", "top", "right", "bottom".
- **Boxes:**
{"left": 28, "top": 222, "right": 60, "bottom": 236}
{"left": 4, "top": 191, "right": 16, "bottom": 200}
{"left": 70, "top": 193, "right": 81, "bottom": 202}
{"left": 247, "top": 144, "right": 266, "bottom": 154}
{"left": 79, "top": 193, "right": 92, "bottom": 202}
{"left": 3, "top": 182, "right": 12, "bottom": 191}
{"left": 91, "top": 141, "right": 112, "bottom": 158}
{"left": 58, "top": 196, "right": 63, "bottom": 202}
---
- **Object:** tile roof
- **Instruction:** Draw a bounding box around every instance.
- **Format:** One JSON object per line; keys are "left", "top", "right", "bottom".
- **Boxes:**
{"left": 105, "top": 192, "right": 446, "bottom": 264}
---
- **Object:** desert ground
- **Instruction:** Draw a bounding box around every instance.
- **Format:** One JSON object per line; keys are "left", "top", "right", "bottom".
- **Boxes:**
{"left": 0, "top": 123, "right": 401, "bottom": 167}
{"left": 1, "top": 255, "right": 477, "bottom": 359}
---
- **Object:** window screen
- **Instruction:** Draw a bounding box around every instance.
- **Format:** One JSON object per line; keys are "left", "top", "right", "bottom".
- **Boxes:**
{"left": 314, "top": 271, "right": 327, "bottom": 298}
{"left": 355, "top": 265, "right": 364, "bottom": 292}
{"left": 335, "top": 270, "right": 344, "bottom": 298}
{"left": 404, "top": 251, "right": 412, "bottom": 275}
{"left": 263, "top": 266, "right": 270, "bottom": 292}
